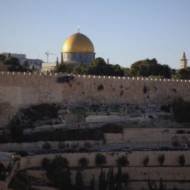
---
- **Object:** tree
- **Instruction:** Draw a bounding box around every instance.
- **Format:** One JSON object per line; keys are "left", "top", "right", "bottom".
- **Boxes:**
{"left": 176, "top": 68, "right": 190, "bottom": 79}
{"left": 107, "top": 168, "right": 115, "bottom": 190}
{"left": 98, "top": 169, "right": 107, "bottom": 190}
{"left": 75, "top": 170, "right": 84, "bottom": 190}
{"left": 178, "top": 155, "right": 185, "bottom": 166}
{"left": 78, "top": 157, "right": 89, "bottom": 169}
{"left": 116, "top": 156, "right": 129, "bottom": 167}
{"left": 42, "top": 142, "right": 51, "bottom": 150}
{"left": 130, "top": 58, "right": 171, "bottom": 78}
{"left": 4, "top": 57, "right": 27, "bottom": 72}
{"left": 41, "top": 158, "right": 51, "bottom": 170}
{"left": 143, "top": 156, "right": 149, "bottom": 166}
{"left": 9, "top": 171, "right": 31, "bottom": 190}
{"left": 0, "top": 163, "right": 6, "bottom": 180}
{"left": 95, "top": 153, "right": 106, "bottom": 167}
{"left": 115, "top": 167, "right": 122, "bottom": 190}
{"left": 172, "top": 98, "right": 190, "bottom": 123}
{"left": 90, "top": 175, "right": 95, "bottom": 190}
{"left": 158, "top": 154, "right": 165, "bottom": 166}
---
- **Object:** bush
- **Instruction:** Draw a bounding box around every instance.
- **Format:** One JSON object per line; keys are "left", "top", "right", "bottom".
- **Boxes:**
{"left": 178, "top": 155, "right": 185, "bottom": 166}
{"left": 42, "top": 142, "right": 51, "bottom": 150}
{"left": 158, "top": 154, "right": 165, "bottom": 166}
{"left": 143, "top": 156, "right": 149, "bottom": 166}
{"left": 116, "top": 156, "right": 129, "bottom": 167}
{"left": 78, "top": 157, "right": 89, "bottom": 169}
{"left": 95, "top": 154, "right": 106, "bottom": 167}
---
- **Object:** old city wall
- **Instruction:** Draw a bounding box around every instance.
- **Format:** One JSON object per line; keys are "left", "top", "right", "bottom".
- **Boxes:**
{"left": 0, "top": 72, "right": 190, "bottom": 127}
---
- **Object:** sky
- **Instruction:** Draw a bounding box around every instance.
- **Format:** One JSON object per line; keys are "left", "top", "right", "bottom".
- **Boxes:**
{"left": 0, "top": 0, "right": 190, "bottom": 68}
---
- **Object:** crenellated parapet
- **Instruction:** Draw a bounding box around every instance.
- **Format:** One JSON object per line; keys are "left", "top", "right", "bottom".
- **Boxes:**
{"left": 0, "top": 71, "right": 189, "bottom": 84}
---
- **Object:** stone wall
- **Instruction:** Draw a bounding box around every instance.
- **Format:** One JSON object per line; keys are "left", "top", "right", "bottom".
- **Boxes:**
{"left": 0, "top": 72, "right": 190, "bottom": 128}
{"left": 20, "top": 151, "right": 190, "bottom": 169}
{"left": 105, "top": 127, "right": 190, "bottom": 144}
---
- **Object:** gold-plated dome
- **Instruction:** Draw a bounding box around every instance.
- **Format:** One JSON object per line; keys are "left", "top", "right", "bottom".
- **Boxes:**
{"left": 62, "top": 33, "right": 94, "bottom": 53}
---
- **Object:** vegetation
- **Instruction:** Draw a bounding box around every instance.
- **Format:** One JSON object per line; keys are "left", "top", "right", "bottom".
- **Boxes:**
{"left": 172, "top": 98, "right": 190, "bottom": 123}
{"left": 78, "top": 157, "right": 89, "bottom": 169}
{"left": 9, "top": 171, "right": 31, "bottom": 190}
{"left": 0, "top": 163, "right": 6, "bottom": 180}
{"left": 158, "top": 154, "right": 165, "bottom": 166}
{"left": 116, "top": 156, "right": 129, "bottom": 167}
{"left": 178, "top": 155, "right": 185, "bottom": 166}
{"left": 7, "top": 103, "right": 60, "bottom": 142}
{"left": 176, "top": 68, "right": 190, "bottom": 79}
{"left": 143, "top": 156, "right": 149, "bottom": 166}
{"left": 95, "top": 153, "right": 107, "bottom": 167}
{"left": 130, "top": 58, "right": 172, "bottom": 78}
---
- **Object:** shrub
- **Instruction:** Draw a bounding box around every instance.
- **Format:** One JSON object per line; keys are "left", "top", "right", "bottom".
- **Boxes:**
{"left": 42, "top": 142, "right": 51, "bottom": 150}
{"left": 178, "top": 155, "right": 185, "bottom": 166}
{"left": 116, "top": 156, "right": 129, "bottom": 167}
{"left": 97, "top": 84, "right": 104, "bottom": 91}
{"left": 78, "top": 157, "right": 89, "bottom": 169}
{"left": 143, "top": 156, "right": 149, "bottom": 166}
{"left": 95, "top": 153, "right": 106, "bottom": 167}
{"left": 158, "top": 154, "right": 165, "bottom": 166}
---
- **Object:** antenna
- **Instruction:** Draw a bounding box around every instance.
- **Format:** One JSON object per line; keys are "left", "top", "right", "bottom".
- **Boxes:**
{"left": 45, "top": 51, "right": 55, "bottom": 63}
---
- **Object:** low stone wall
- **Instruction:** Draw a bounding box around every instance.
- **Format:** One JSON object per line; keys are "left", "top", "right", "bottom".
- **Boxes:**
{"left": 0, "top": 140, "right": 102, "bottom": 152}
{"left": 105, "top": 127, "right": 190, "bottom": 144}
{"left": 20, "top": 151, "right": 190, "bottom": 169}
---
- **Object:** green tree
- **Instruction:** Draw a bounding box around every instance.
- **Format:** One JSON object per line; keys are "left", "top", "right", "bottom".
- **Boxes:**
{"left": 78, "top": 157, "right": 89, "bottom": 169}
{"left": 178, "top": 155, "right": 185, "bottom": 166}
{"left": 130, "top": 58, "right": 171, "bottom": 78}
{"left": 107, "top": 168, "right": 115, "bottom": 190}
{"left": 95, "top": 153, "right": 107, "bottom": 167}
{"left": 158, "top": 154, "right": 165, "bottom": 166}
{"left": 116, "top": 156, "right": 129, "bottom": 167}
{"left": 98, "top": 169, "right": 107, "bottom": 190}
{"left": 9, "top": 171, "right": 31, "bottom": 190}
{"left": 75, "top": 170, "right": 84, "bottom": 190}
{"left": 176, "top": 68, "right": 190, "bottom": 79}
{"left": 143, "top": 156, "right": 149, "bottom": 166}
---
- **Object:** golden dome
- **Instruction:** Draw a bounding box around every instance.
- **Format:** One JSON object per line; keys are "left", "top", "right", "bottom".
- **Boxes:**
{"left": 62, "top": 33, "right": 94, "bottom": 53}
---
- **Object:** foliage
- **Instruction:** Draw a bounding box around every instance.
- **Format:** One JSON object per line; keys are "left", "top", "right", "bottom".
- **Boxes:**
{"left": 56, "top": 57, "right": 124, "bottom": 76}
{"left": 178, "top": 155, "right": 185, "bottom": 166}
{"left": 0, "top": 163, "right": 6, "bottom": 180}
{"left": 116, "top": 156, "right": 129, "bottom": 167}
{"left": 78, "top": 157, "right": 89, "bottom": 169}
{"left": 175, "top": 68, "right": 190, "bottom": 79}
{"left": 42, "top": 142, "right": 51, "bottom": 150}
{"left": 158, "top": 154, "right": 165, "bottom": 166}
{"left": 130, "top": 58, "right": 171, "bottom": 78}
{"left": 9, "top": 171, "right": 31, "bottom": 190}
{"left": 172, "top": 98, "right": 190, "bottom": 123}
{"left": 75, "top": 170, "right": 84, "bottom": 190}
{"left": 4, "top": 57, "right": 28, "bottom": 72}
{"left": 95, "top": 153, "right": 107, "bottom": 167}
{"left": 143, "top": 156, "right": 149, "bottom": 166}
{"left": 8, "top": 103, "right": 60, "bottom": 142}
{"left": 43, "top": 156, "right": 71, "bottom": 189}
{"left": 98, "top": 169, "right": 107, "bottom": 190}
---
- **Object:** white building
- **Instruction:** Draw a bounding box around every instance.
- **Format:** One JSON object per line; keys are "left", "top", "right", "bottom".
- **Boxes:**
{"left": 1, "top": 53, "right": 43, "bottom": 71}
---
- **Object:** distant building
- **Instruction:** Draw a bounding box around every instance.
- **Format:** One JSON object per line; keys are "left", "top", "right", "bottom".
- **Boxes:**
{"left": 41, "top": 63, "right": 56, "bottom": 72}
{"left": 1, "top": 53, "right": 43, "bottom": 71}
{"left": 180, "top": 52, "right": 188, "bottom": 69}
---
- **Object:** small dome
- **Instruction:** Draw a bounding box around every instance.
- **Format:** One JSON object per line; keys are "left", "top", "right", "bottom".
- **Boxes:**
{"left": 62, "top": 33, "right": 94, "bottom": 53}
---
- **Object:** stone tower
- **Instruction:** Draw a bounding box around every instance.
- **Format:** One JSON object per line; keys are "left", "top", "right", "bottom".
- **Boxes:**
{"left": 180, "top": 52, "right": 188, "bottom": 69}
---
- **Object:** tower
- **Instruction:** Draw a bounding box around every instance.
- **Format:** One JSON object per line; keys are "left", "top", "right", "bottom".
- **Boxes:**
{"left": 180, "top": 52, "right": 188, "bottom": 69}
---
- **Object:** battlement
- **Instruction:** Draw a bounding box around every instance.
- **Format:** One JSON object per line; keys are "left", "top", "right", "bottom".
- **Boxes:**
{"left": 0, "top": 71, "right": 189, "bottom": 84}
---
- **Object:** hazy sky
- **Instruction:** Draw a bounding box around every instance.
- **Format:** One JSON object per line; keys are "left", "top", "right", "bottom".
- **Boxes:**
{"left": 0, "top": 0, "right": 190, "bottom": 68}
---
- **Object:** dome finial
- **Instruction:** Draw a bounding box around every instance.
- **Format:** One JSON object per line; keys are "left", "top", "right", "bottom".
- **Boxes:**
{"left": 77, "top": 25, "right": 80, "bottom": 33}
